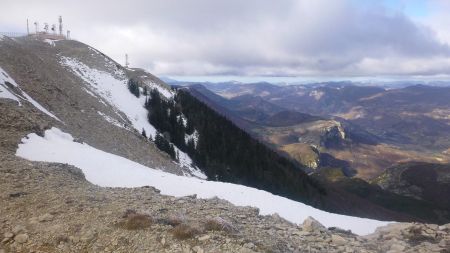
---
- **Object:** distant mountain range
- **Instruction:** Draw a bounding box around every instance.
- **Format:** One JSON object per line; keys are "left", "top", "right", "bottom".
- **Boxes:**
{"left": 167, "top": 79, "right": 450, "bottom": 223}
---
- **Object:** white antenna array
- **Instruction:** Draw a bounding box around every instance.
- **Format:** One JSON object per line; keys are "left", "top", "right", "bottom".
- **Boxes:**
{"left": 43, "top": 23, "right": 49, "bottom": 33}
{"left": 28, "top": 16, "right": 69, "bottom": 39}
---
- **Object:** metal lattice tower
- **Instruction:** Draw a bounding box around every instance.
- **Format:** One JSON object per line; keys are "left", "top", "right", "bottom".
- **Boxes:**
{"left": 59, "top": 16, "right": 63, "bottom": 36}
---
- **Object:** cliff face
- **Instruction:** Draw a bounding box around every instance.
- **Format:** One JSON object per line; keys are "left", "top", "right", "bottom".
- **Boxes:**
{"left": 320, "top": 122, "right": 346, "bottom": 148}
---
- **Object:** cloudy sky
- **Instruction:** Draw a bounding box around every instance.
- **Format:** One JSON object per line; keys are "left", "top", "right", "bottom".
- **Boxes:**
{"left": 2, "top": 0, "right": 450, "bottom": 81}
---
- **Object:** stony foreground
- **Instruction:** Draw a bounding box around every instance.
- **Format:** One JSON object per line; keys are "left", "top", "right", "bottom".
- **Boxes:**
{"left": 0, "top": 153, "right": 449, "bottom": 253}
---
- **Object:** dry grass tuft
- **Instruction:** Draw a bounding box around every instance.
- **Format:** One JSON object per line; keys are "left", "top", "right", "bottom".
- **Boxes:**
{"left": 171, "top": 224, "right": 201, "bottom": 240}
{"left": 204, "top": 217, "right": 237, "bottom": 233}
{"left": 122, "top": 209, "right": 137, "bottom": 218}
{"left": 164, "top": 215, "right": 185, "bottom": 226}
{"left": 406, "top": 225, "right": 435, "bottom": 244}
{"left": 118, "top": 212, "right": 153, "bottom": 230}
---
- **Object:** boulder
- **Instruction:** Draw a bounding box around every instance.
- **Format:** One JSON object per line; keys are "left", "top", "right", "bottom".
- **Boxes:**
{"left": 302, "top": 216, "right": 326, "bottom": 232}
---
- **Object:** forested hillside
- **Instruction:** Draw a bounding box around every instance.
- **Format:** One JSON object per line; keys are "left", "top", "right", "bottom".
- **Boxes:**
{"left": 145, "top": 87, "right": 326, "bottom": 204}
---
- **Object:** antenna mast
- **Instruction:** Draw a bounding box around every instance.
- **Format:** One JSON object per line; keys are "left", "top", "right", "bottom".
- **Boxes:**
{"left": 27, "top": 19, "right": 29, "bottom": 35}
{"left": 125, "top": 54, "right": 129, "bottom": 68}
{"left": 43, "top": 23, "right": 49, "bottom": 33}
{"left": 58, "top": 16, "right": 63, "bottom": 36}
{"left": 34, "top": 21, "right": 39, "bottom": 33}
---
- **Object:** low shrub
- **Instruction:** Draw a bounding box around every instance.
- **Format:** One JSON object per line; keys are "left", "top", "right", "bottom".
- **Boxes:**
{"left": 118, "top": 212, "right": 153, "bottom": 230}
{"left": 204, "top": 217, "right": 237, "bottom": 233}
{"left": 171, "top": 224, "right": 201, "bottom": 240}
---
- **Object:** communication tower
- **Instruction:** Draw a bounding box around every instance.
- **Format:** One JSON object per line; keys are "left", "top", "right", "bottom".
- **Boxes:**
{"left": 58, "top": 16, "right": 63, "bottom": 36}
{"left": 34, "top": 21, "right": 39, "bottom": 33}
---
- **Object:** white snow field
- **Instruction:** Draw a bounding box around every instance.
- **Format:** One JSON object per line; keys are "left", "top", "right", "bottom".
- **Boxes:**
{"left": 16, "top": 127, "right": 391, "bottom": 235}
{"left": 0, "top": 83, "right": 21, "bottom": 104}
{"left": 60, "top": 56, "right": 157, "bottom": 137}
{"left": 60, "top": 56, "right": 205, "bottom": 178}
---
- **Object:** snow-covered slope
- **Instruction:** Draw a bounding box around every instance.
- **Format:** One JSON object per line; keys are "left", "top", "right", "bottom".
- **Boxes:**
{"left": 16, "top": 127, "right": 391, "bottom": 235}
{"left": 60, "top": 56, "right": 155, "bottom": 136}
{"left": 0, "top": 66, "right": 61, "bottom": 121}
{"left": 60, "top": 56, "right": 205, "bottom": 179}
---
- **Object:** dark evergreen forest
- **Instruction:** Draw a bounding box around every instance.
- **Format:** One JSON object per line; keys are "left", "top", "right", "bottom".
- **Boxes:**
{"left": 144, "top": 87, "right": 326, "bottom": 204}
{"left": 127, "top": 79, "right": 140, "bottom": 98}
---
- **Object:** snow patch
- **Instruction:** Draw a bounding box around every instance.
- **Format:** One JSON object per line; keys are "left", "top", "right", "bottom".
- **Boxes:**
{"left": 0, "top": 67, "right": 18, "bottom": 87}
{"left": 44, "top": 39, "right": 58, "bottom": 47}
{"left": 21, "top": 91, "right": 61, "bottom": 121}
{"left": 174, "top": 145, "right": 207, "bottom": 180}
{"left": 185, "top": 130, "right": 199, "bottom": 148}
{"left": 0, "top": 66, "right": 60, "bottom": 121}
{"left": 82, "top": 87, "right": 98, "bottom": 98}
{"left": 97, "top": 111, "right": 129, "bottom": 130}
{"left": 60, "top": 56, "right": 157, "bottom": 137}
{"left": 0, "top": 84, "right": 21, "bottom": 104}
{"left": 16, "top": 127, "right": 391, "bottom": 235}
{"left": 144, "top": 80, "right": 174, "bottom": 99}
{"left": 309, "top": 90, "right": 324, "bottom": 100}
{"left": 177, "top": 114, "right": 188, "bottom": 127}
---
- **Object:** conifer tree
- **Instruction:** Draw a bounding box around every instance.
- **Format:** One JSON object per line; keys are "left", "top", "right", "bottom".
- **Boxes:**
{"left": 127, "top": 78, "right": 140, "bottom": 98}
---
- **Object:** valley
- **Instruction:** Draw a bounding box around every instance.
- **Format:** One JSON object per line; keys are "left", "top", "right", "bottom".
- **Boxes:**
{"left": 168, "top": 80, "right": 450, "bottom": 224}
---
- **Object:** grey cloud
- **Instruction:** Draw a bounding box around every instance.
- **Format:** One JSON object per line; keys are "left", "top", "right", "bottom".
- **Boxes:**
{"left": 1, "top": 0, "right": 450, "bottom": 77}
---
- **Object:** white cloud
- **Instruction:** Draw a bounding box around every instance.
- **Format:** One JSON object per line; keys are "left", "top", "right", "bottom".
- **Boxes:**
{"left": 1, "top": 0, "right": 450, "bottom": 77}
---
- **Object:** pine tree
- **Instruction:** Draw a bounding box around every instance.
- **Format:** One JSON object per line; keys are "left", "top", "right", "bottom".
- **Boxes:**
{"left": 127, "top": 79, "right": 140, "bottom": 98}
{"left": 141, "top": 128, "right": 147, "bottom": 138}
{"left": 143, "top": 86, "right": 148, "bottom": 97}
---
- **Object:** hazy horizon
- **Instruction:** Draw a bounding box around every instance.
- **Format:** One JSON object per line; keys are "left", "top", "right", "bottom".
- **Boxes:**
{"left": 164, "top": 75, "right": 450, "bottom": 86}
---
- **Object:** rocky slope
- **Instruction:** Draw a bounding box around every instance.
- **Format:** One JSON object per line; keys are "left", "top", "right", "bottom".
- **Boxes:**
{"left": 0, "top": 36, "right": 191, "bottom": 176}
{"left": 1, "top": 110, "right": 449, "bottom": 252}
